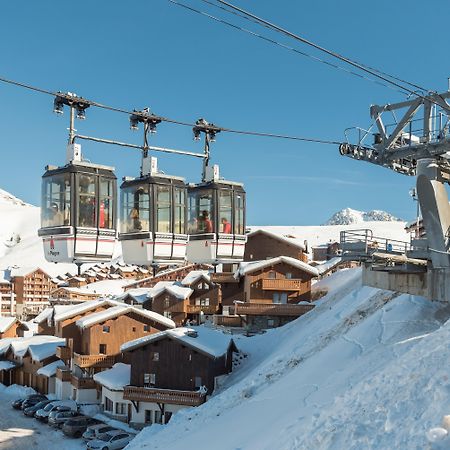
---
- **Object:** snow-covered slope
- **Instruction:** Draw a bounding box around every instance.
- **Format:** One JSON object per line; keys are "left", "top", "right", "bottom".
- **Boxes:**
{"left": 0, "top": 188, "right": 77, "bottom": 277}
{"left": 325, "top": 208, "right": 402, "bottom": 225}
{"left": 127, "top": 268, "right": 450, "bottom": 450}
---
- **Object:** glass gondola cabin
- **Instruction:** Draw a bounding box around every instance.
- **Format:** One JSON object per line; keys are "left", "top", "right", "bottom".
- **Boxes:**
{"left": 187, "top": 176, "right": 246, "bottom": 264}
{"left": 38, "top": 161, "right": 117, "bottom": 264}
{"left": 119, "top": 170, "right": 188, "bottom": 266}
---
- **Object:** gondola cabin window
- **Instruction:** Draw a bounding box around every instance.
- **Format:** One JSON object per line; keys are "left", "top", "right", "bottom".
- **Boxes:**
{"left": 156, "top": 186, "right": 171, "bottom": 233}
{"left": 78, "top": 175, "right": 97, "bottom": 228}
{"left": 41, "top": 174, "right": 71, "bottom": 227}
{"left": 174, "top": 187, "right": 186, "bottom": 234}
{"left": 235, "top": 193, "right": 245, "bottom": 235}
{"left": 219, "top": 190, "right": 233, "bottom": 234}
{"left": 121, "top": 185, "right": 150, "bottom": 233}
{"left": 188, "top": 189, "right": 214, "bottom": 234}
{"left": 99, "top": 179, "right": 114, "bottom": 229}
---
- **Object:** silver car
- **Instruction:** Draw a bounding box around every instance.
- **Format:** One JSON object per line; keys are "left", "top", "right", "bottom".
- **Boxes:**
{"left": 87, "top": 430, "right": 133, "bottom": 450}
{"left": 48, "top": 410, "right": 80, "bottom": 427}
{"left": 82, "top": 424, "right": 118, "bottom": 440}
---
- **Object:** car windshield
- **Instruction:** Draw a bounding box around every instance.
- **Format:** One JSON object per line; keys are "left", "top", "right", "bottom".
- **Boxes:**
{"left": 34, "top": 401, "right": 48, "bottom": 408}
{"left": 43, "top": 403, "right": 55, "bottom": 411}
{"left": 98, "top": 433, "right": 113, "bottom": 442}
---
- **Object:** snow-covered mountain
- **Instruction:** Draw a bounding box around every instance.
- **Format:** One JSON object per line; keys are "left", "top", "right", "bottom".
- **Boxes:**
{"left": 0, "top": 188, "right": 77, "bottom": 277}
{"left": 127, "top": 268, "right": 450, "bottom": 449}
{"left": 324, "top": 207, "right": 402, "bottom": 226}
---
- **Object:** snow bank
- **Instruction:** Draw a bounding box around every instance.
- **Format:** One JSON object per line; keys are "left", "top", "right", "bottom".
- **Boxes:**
{"left": 93, "top": 363, "right": 130, "bottom": 391}
{"left": 0, "top": 383, "right": 36, "bottom": 398}
{"left": 127, "top": 267, "right": 450, "bottom": 450}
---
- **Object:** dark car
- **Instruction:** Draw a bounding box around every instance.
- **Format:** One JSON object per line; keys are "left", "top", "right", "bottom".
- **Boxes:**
{"left": 23, "top": 399, "right": 53, "bottom": 417}
{"left": 62, "top": 416, "right": 102, "bottom": 438}
{"left": 11, "top": 394, "right": 46, "bottom": 410}
{"left": 21, "top": 395, "right": 47, "bottom": 410}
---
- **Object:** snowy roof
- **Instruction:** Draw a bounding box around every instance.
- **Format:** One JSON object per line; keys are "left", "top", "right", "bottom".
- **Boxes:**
{"left": 0, "top": 270, "right": 11, "bottom": 284}
{"left": 150, "top": 281, "right": 193, "bottom": 300}
{"left": 247, "top": 229, "right": 306, "bottom": 251}
{"left": 7, "top": 335, "right": 65, "bottom": 359}
{"left": 79, "top": 279, "right": 135, "bottom": 295}
{"left": 10, "top": 267, "right": 49, "bottom": 278}
{"left": 34, "top": 305, "right": 78, "bottom": 324}
{"left": 121, "top": 326, "right": 236, "bottom": 358}
{"left": 181, "top": 270, "right": 211, "bottom": 286}
{"left": 53, "top": 299, "right": 123, "bottom": 323}
{"left": 0, "top": 317, "right": 17, "bottom": 333}
{"left": 236, "top": 256, "right": 319, "bottom": 278}
{"left": 0, "top": 360, "right": 17, "bottom": 371}
{"left": 315, "top": 257, "right": 344, "bottom": 275}
{"left": 115, "top": 288, "right": 152, "bottom": 304}
{"left": 36, "top": 359, "right": 65, "bottom": 377}
{"left": 76, "top": 305, "right": 175, "bottom": 329}
{"left": 93, "top": 363, "right": 130, "bottom": 391}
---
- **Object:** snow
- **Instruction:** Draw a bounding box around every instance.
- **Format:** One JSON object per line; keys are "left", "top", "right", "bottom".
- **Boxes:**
{"left": 0, "top": 316, "right": 16, "bottom": 333}
{"left": 79, "top": 279, "right": 136, "bottom": 295}
{"left": 115, "top": 288, "right": 152, "bottom": 304}
{"left": 148, "top": 281, "right": 193, "bottom": 301}
{"left": 53, "top": 299, "right": 123, "bottom": 323}
{"left": 246, "top": 228, "right": 306, "bottom": 250}
{"left": 36, "top": 359, "right": 65, "bottom": 377}
{"left": 27, "top": 340, "right": 66, "bottom": 362}
{"left": 93, "top": 363, "right": 130, "bottom": 391}
{"left": 0, "top": 360, "right": 16, "bottom": 371}
{"left": 181, "top": 270, "right": 211, "bottom": 286}
{"left": 127, "top": 267, "right": 450, "bottom": 450}
{"left": 76, "top": 305, "right": 175, "bottom": 329}
{"left": 236, "top": 256, "right": 319, "bottom": 278}
{"left": 2, "top": 335, "right": 65, "bottom": 359}
{"left": 121, "top": 326, "right": 235, "bottom": 358}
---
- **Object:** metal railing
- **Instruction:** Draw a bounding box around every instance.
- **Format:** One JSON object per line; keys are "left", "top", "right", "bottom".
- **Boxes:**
{"left": 123, "top": 386, "right": 205, "bottom": 406}
{"left": 235, "top": 302, "right": 314, "bottom": 317}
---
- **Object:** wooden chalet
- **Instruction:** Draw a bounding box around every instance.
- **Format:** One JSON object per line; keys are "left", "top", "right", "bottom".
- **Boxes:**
{"left": 244, "top": 229, "right": 308, "bottom": 262}
{"left": 0, "top": 317, "right": 28, "bottom": 339}
{"left": 118, "top": 327, "right": 237, "bottom": 426}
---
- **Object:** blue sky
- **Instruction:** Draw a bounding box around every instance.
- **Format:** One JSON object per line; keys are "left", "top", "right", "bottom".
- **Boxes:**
{"left": 0, "top": 0, "right": 448, "bottom": 225}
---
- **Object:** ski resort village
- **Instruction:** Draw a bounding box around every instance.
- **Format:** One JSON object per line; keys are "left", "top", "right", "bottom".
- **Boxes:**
{"left": 3, "top": 2, "right": 450, "bottom": 450}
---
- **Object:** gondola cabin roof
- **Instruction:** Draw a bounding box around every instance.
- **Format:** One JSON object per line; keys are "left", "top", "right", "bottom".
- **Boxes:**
{"left": 121, "top": 172, "right": 186, "bottom": 188}
{"left": 42, "top": 160, "right": 116, "bottom": 177}
{"left": 188, "top": 179, "right": 245, "bottom": 191}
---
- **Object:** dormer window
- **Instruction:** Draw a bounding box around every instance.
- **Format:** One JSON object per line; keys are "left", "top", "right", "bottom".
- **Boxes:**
{"left": 102, "top": 325, "right": 110, "bottom": 333}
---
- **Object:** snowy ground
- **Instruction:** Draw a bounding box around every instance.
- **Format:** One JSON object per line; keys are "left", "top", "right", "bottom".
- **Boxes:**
{"left": 127, "top": 268, "right": 450, "bottom": 450}
{"left": 0, "top": 385, "right": 84, "bottom": 450}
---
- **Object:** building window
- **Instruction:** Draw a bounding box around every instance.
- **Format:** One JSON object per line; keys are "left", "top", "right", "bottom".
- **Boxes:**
{"left": 144, "top": 325, "right": 151, "bottom": 332}
{"left": 286, "top": 272, "right": 292, "bottom": 279}
{"left": 99, "top": 344, "right": 107, "bottom": 354}
{"left": 104, "top": 397, "right": 113, "bottom": 412}
{"left": 164, "top": 311, "right": 172, "bottom": 319}
{"left": 267, "top": 319, "right": 275, "bottom": 328}
{"left": 154, "top": 410, "right": 163, "bottom": 424}
{"left": 194, "top": 376, "right": 202, "bottom": 388}
{"left": 164, "top": 296, "right": 170, "bottom": 308}
{"left": 145, "top": 410, "right": 152, "bottom": 424}
{"left": 152, "top": 352, "right": 159, "bottom": 361}
{"left": 201, "top": 298, "right": 210, "bottom": 306}
{"left": 132, "top": 327, "right": 136, "bottom": 332}
{"left": 273, "top": 292, "right": 280, "bottom": 303}
{"left": 115, "top": 402, "right": 127, "bottom": 415}
{"left": 268, "top": 271, "right": 276, "bottom": 279}
{"left": 144, "top": 373, "right": 156, "bottom": 387}
{"left": 102, "top": 325, "right": 110, "bottom": 333}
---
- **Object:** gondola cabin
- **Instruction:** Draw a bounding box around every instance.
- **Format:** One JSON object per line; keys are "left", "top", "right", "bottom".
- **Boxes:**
{"left": 38, "top": 145, "right": 117, "bottom": 264}
{"left": 119, "top": 157, "right": 188, "bottom": 266}
{"left": 187, "top": 165, "right": 246, "bottom": 264}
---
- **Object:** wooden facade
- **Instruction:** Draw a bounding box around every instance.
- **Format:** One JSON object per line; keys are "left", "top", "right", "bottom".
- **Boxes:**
{"left": 0, "top": 319, "right": 27, "bottom": 339}
{"left": 244, "top": 230, "right": 308, "bottom": 262}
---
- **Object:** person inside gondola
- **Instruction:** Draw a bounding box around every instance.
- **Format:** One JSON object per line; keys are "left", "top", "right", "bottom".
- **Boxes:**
{"left": 48, "top": 202, "right": 64, "bottom": 226}
{"left": 221, "top": 217, "right": 232, "bottom": 234}
{"left": 129, "top": 207, "right": 142, "bottom": 231}
{"left": 199, "top": 210, "right": 213, "bottom": 233}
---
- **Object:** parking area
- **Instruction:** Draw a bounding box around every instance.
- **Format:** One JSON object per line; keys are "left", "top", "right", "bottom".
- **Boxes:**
{"left": 0, "top": 387, "right": 136, "bottom": 450}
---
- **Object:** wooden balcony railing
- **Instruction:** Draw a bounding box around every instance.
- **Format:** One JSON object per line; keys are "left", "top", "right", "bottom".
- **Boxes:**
{"left": 71, "top": 374, "right": 97, "bottom": 390}
{"left": 167, "top": 302, "right": 187, "bottom": 313}
{"left": 56, "top": 367, "right": 71, "bottom": 382}
{"left": 261, "top": 279, "right": 304, "bottom": 291}
{"left": 123, "top": 386, "right": 206, "bottom": 406}
{"left": 73, "top": 353, "right": 116, "bottom": 369}
{"left": 210, "top": 273, "right": 239, "bottom": 283}
{"left": 56, "top": 346, "right": 72, "bottom": 360}
{"left": 186, "top": 304, "right": 218, "bottom": 314}
{"left": 235, "top": 302, "right": 315, "bottom": 317}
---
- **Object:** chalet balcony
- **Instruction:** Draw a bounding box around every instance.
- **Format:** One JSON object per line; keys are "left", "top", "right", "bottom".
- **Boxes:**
{"left": 261, "top": 279, "right": 304, "bottom": 291}
{"left": 71, "top": 374, "right": 97, "bottom": 390}
{"left": 123, "top": 386, "right": 205, "bottom": 406}
{"left": 56, "top": 346, "right": 72, "bottom": 360}
{"left": 235, "top": 302, "right": 315, "bottom": 317}
{"left": 186, "top": 304, "right": 218, "bottom": 315}
{"left": 73, "top": 353, "right": 116, "bottom": 369}
{"left": 210, "top": 273, "right": 239, "bottom": 283}
{"left": 56, "top": 367, "right": 71, "bottom": 382}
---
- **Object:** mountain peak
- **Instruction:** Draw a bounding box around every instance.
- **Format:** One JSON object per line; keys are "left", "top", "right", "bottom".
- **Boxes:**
{"left": 0, "top": 188, "right": 31, "bottom": 207}
{"left": 324, "top": 208, "right": 402, "bottom": 225}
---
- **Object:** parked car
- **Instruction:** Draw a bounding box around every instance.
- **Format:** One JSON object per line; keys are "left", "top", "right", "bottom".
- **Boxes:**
{"left": 62, "top": 416, "right": 101, "bottom": 438}
{"left": 87, "top": 430, "right": 134, "bottom": 450}
{"left": 35, "top": 400, "right": 77, "bottom": 422}
{"left": 23, "top": 399, "right": 53, "bottom": 417}
{"left": 48, "top": 410, "right": 82, "bottom": 428}
{"left": 11, "top": 394, "right": 46, "bottom": 410}
{"left": 48, "top": 405, "right": 75, "bottom": 419}
{"left": 21, "top": 394, "right": 47, "bottom": 410}
{"left": 82, "top": 424, "right": 118, "bottom": 441}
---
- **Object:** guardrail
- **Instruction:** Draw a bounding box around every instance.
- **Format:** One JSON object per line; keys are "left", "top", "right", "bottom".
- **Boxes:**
{"left": 123, "top": 386, "right": 205, "bottom": 406}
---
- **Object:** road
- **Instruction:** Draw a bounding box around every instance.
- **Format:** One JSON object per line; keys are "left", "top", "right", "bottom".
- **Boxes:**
{"left": 0, "top": 392, "right": 84, "bottom": 450}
